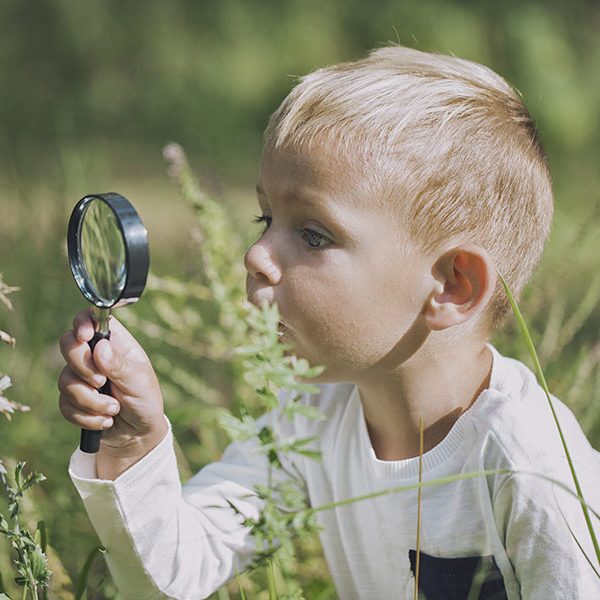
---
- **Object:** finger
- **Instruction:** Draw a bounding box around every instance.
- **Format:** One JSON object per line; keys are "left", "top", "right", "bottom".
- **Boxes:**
{"left": 58, "top": 368, "right": 120, "bottom": 415}
{"left": 59, "top": 333, "right": 107, "bottom": 389}
{"left": 73, "top": 308, "right": 96, "bottom": 344}
{"left": 59, "top": 394, "right": 115, "bottom": 430}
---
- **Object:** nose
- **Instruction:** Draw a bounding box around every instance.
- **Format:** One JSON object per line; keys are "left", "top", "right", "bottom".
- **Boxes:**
{"left": 244, "top": 241, "right": 282, "bottom": 285}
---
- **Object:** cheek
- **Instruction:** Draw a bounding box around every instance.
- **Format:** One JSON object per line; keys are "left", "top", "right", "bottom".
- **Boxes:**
{"left": 283, "top": 265, "right": 398, "bottom": 354}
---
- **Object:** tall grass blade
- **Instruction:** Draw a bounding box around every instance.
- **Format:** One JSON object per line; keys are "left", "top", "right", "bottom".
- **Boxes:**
{"left": 74, "top": 546, "right": 107, "bottom": 600}
{"left": 556, "top": 492, "right": 600, "bottom": 579}
{"left": 413, "top": 417, "right": 424, "bottom": 600}
{"left": 35, "top": 522, "right": 46, "bottom": 555}
{"left": 35, "top": 522, "right": 47, "bottom": 600}
{"left": 302, "top": 469, "right": 600, "bottom": 522}
{"left": 498, "top": 272, "right": 600, "bottom": 568}
{"left": 465, "top": 559, "right": 490, "bottom": 600}
{"left": 236, "top": 572, "right": 247, "bottom": 600}
{"left": 310, "top": 469, "right": 512, "bottom": 515}
{"left": 563, "top": 509, "right": 600, "bottom": 580}
{"left": 267, "top": 560, "right": 278, "bottom": 600}
{"left": 217, "top": 585, "right": 231, "bottom": 600}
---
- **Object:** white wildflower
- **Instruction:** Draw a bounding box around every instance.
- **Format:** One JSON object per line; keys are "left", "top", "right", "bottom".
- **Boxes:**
{"left": 0, "top": 375, "right": 30, "bottom": 421}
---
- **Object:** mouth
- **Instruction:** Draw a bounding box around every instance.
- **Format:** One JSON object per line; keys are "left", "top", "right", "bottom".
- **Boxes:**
{"left": 277, "top": 321, "right": 291, "bottom": 338}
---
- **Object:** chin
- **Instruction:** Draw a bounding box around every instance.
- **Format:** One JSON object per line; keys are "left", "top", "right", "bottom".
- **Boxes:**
{"left": 285, "top": 347, "right": 336, "bottom": 384}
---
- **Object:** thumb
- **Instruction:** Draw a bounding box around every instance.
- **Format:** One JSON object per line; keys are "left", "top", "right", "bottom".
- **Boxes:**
{"left": 92, "top": 338, "right": 139, "bottom": 393}
{"left": 94, "top": 339, "right": 125, "bottom": 380}
{"left": 90, "top": 316, "right": 159, "bottom": 400}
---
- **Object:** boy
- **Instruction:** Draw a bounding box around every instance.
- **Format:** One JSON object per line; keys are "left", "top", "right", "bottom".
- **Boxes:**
{"left": 59, "top": 45, "right": 600, "bottom": 599}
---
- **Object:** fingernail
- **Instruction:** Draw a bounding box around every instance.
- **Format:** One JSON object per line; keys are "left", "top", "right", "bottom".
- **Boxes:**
{"left": 106, "top": 403, "right": 120, "bottom": 415}
{"left": 102, "top": 417, "right": 113, "bottom": 428}
{"left": 93, "top": 374, "right": 107, "bottom": 388}
{"left": 98, "top": 343, "right": 111, "bottom": 361}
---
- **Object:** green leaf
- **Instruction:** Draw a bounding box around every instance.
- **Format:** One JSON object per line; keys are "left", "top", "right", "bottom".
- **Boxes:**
{"left": 30, "top": 547, "right": 51, "bottom": 585}
{"left": 14, "top": 462, "right": 25, "bottom": 489}
{"left": 258, "top": 426, "right": 275, "bottom": 446}
{"left": 288, "top": 403, "right": 326, "bottom": 421}
{"left": 292, "top": 449, "right": 322, "bottom": 461}
{"left": 36, "top": 521, "right": 47, "bottom": 554}
{"left": 0, "top": 571, "right": 8, "bottom": 596}
{"left": 217, "top": 414, "right": 259, "bottom": 442}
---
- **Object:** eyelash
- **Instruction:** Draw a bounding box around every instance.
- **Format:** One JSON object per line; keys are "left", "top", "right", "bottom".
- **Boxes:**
{"left": 251, "top": 214, "right": 330, "bottom": 249}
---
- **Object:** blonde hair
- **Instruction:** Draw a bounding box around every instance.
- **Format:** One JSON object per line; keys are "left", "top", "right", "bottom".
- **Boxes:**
{"left": 263, "top": 44, "right": 554, "bottom": 331}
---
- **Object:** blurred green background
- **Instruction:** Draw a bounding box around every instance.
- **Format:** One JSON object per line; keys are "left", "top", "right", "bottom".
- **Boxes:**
{"left": 1, "top": 1, "right": 599, "bottom": 598}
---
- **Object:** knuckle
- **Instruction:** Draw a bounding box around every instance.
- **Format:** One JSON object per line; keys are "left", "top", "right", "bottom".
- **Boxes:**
{"left": 110, "top": 349, "right": 127, "bottom": 379}
{"left": 59, "top": 330, "right": 75, "bottom": 354}
{"left": 58, "top": 395, "right": 75, "bottom": 422}
{"left": 83, "top": 414, "right": 107, "bottom": 430}
{"left": 73, "top": 308, "right": 89, "bottom": 328}
{"left": 73, "top": 309, "right": 93, "bottom": 341}
{"left": 57, "top": 367, "right": 72, "bottom": 393}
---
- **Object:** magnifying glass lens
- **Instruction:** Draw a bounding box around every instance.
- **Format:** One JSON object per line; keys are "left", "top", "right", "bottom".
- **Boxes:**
{"left": 79, "top": 199, "right": 127, "bottom": 305}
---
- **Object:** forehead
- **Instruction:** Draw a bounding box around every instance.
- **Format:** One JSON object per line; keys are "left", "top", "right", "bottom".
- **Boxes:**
{"left": 258, "top": 143, "right": 353, "bottom": 197}
{"left": 257, "top": 142, "right": 394, "bottom": 217}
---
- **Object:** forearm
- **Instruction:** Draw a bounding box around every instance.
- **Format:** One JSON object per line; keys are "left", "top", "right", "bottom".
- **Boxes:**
{"left": 69, "top": 426, "right": 265, "bottom": 600}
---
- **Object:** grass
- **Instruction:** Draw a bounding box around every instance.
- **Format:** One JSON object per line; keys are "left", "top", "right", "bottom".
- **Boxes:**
{"left": 413, "top": 417, "right": 424, "bottom": 600}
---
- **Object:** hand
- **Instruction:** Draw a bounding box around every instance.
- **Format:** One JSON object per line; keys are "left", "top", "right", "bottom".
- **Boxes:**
{"left": 58, "top": 308, "right": 167, "bottom": 457}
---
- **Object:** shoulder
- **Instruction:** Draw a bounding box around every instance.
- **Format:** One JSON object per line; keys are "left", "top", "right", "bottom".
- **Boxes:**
{"left": 472, "top": 344, "right": 597, "bottom": 475}
{"left": 465, "top": 345, "right": 599, "bottom": 511}
{"left": 474, "top": 348, "right": 600, "bottom": 593}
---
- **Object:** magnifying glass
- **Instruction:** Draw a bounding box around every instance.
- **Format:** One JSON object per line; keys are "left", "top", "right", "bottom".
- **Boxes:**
{"left": 67, "top": 193, "right": 150, "bottom": 454}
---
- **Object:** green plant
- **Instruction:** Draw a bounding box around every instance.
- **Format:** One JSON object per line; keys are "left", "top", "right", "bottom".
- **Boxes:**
{"left": 154, "top": 143, "right": 329, "bottom": 598}
{"left": 0, "top": 275, "right": 28, "bottom": 430}
{"left": 0, "top": 462, "right": 51, "bottom": 600}
{"left": 0, "top": 277, "right": 51, "bottom": 600}
{"left": 220, "top": 299, "right": 325, "bottom": 599}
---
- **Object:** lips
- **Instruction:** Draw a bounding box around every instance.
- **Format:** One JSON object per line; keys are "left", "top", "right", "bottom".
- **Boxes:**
{"left": 276, "top": 321, "right": 293, "bottom": 343}
{"left": 278, "top": 320, "right": 291, "bottom": 332}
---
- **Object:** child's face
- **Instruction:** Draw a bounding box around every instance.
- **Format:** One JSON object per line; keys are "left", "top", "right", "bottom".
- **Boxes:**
{"left": 245, "top": 143, "right": 434, "bottom": 382}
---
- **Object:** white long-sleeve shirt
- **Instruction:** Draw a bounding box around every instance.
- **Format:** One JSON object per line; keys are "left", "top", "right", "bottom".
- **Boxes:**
{"left": 69, "top": 343, "right": 600, "bottom": 599}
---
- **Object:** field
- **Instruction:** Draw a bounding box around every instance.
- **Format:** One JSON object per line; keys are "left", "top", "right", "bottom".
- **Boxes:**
{"left": 1, "top": 2, "right": 600, "bottom": 598}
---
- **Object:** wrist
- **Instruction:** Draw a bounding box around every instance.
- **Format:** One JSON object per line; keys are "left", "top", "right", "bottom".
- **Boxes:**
{"left": 96, "top": 416, "right": 169, "bottom": 480}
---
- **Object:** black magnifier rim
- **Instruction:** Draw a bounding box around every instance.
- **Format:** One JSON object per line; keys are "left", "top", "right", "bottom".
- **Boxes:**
{"left": 67, "top": 192, "right": 150, "bottom": 308}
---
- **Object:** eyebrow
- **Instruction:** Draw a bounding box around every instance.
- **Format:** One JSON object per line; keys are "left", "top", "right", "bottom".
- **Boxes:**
{"left": 255, "top": 183, "right": 323, "bottom": 209}
{"left": 254, "top": 182, "right": 360, "bottom": 245}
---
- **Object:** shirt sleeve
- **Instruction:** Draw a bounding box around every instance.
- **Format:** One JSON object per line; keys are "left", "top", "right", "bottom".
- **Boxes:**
{"left": 68, "top": 409, "right": 297, "bottom": 600}
{"left": 493, "top": 449, "right": 600, "bottom": 599}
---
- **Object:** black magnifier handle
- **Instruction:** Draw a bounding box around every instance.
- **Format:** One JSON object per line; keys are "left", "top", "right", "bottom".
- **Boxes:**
{"left": 80, "top": 330, "right": 111, "bottom": 453}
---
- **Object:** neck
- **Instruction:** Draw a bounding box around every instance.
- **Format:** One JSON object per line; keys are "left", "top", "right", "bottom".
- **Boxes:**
{"left": 356, "top": 341, "right": 493, "bottom": 461}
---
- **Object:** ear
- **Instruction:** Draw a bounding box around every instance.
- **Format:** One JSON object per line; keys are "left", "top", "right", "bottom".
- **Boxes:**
{"left": 423, "top": 245, "right": 497, "bottom": 331}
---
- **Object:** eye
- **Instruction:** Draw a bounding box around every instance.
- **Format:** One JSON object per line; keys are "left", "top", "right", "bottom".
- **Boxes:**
{"left": 300, "top": 228, "right": 330, "bottom": 249}
{"left": 251, "top": 214, "right": 271, "bottom": 234}
{"left": 251, "top": 214, "right": 331, "bottom": 249}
